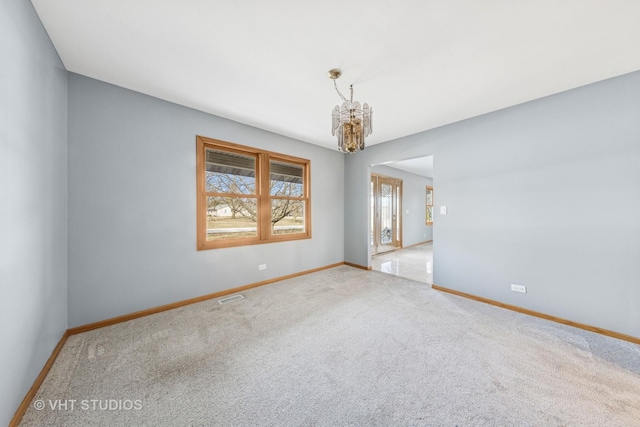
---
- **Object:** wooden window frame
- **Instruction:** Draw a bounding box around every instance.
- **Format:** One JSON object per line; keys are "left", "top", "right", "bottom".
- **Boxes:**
{"left": 426, "top": 185, "right": 434, "bottom": 225}
{"left": 196, "top": 136, "right": 311, "bottom": 250}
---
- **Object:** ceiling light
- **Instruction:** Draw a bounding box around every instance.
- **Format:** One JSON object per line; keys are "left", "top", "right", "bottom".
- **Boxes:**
{"left": 328, "top": 69, "right": 372, "bottom": 153}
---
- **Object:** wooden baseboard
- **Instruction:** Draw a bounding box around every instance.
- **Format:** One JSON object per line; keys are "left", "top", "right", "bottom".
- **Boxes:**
{"left": 12, "top": 261, "right": 463, "bottom": 426}
{"left": 9, "top": 330, "right": 69, "bottom": 427}
{"left": 11, "top": 260, "right": 356, "bottom": 426}
{"left": 344, "top": 262, "right": 372, "bottom": 270}
{"left": 403, "top": 240, "right": 433, "bottom": 249}
{"left": 69, "top": 262, "right": 345, "bottom": 335}
{"left": 12, "top": 262, "right": 346, "bottom": 426}
{"left": 431, "top": 284, "right": 640, "bottom": 346}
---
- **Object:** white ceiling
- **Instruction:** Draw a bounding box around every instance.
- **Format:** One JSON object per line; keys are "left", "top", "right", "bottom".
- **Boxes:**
{"left": 32, "top": 0, "right": 640, "bottom": 151}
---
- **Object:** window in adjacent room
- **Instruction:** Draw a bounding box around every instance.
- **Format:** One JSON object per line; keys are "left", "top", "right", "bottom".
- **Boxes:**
{"left": 426, "top": 186, "right": 433, "bottom": 225}
{"left": 196, "top": 136, "right": 311, "bottom": 250}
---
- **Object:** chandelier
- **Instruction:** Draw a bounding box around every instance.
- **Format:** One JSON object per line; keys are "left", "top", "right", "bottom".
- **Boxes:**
{"left": 328, "top": 69, "right": 372, "bottom": 153}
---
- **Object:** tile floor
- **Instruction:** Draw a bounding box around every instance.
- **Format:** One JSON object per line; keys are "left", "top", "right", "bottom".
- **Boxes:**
{"left": 371, "top": 242, "right": 433, "bottom": 284}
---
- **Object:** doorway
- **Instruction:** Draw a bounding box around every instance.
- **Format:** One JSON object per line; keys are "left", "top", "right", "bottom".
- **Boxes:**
{"left": 371, "top": 174, "right": 402, "bottom": 254}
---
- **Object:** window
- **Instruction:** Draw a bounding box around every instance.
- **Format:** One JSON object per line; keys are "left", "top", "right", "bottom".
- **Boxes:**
{"left": 196, "top": 136, "right": 311, "bottom": 250}
{"left": 426, "top": 186, "right": 433, "bottom": 225}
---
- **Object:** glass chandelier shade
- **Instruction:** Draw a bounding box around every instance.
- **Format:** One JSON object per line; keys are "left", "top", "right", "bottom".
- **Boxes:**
{"left": 329, "top": 69, "right": 372, "bottom": 153}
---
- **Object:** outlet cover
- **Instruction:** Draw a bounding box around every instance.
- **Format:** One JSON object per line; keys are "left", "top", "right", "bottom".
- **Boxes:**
{"left": 258, "top": 264, "right": 267, "bottom": 270}
{"left": 511, "top": 284, "right": 526, "bottom": 293}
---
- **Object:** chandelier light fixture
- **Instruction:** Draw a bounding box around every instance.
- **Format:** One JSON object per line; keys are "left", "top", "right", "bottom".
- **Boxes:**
{"left": 328, "top": 69, "right": 372, "bottom": 153}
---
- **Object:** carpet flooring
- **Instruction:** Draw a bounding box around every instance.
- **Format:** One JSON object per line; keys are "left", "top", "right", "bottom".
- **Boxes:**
{"left": 20, "top": 266, "right": 640, "bottom": 426}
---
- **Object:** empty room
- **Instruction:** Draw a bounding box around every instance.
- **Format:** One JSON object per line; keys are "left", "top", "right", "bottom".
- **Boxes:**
{"left": 2, "top": 1, "right": 640, "bottom": 426}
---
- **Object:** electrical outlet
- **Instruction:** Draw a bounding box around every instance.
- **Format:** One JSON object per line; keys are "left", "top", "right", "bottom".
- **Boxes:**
{"left": 258, "top": 264, "right": 267, "bottom": 271}
{"left": 511, "top": 284, "right": 526, "bottom": 293}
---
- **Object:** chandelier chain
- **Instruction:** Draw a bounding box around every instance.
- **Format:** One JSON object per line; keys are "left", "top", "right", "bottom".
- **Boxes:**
{"left": 333, "top": 79, "right": 348, "bottom": 102}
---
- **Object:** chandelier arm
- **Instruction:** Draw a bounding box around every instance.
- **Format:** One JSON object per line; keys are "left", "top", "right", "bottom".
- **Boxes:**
{"left": 333, "top": 79, "right": 348, "bottom": 102}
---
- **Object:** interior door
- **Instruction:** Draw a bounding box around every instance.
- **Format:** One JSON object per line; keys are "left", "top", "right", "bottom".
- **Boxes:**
{"left": 371, "top": 174, "right": 402, "bottom": 254}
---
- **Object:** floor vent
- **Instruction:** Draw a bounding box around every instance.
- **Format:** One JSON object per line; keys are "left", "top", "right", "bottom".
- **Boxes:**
{"left": 218, "top": 294, "right": 245, "bottom": 304}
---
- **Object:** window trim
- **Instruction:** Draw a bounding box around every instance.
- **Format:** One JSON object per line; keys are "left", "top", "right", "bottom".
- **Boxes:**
{"left": 196, "top": 136, "right": 311, "bottom": 250}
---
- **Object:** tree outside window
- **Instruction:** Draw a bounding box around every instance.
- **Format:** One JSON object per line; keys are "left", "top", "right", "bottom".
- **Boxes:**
{"left": 197, "top": 136, "right": 311, "bottom": 250}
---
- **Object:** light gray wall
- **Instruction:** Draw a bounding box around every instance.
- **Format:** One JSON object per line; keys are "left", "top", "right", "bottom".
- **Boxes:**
{"left": 371, "top": 165, "right": 433, "bottom": 246}
{"left": 0, "top": 1, "right": 68, "bottom": 424}
{"left": 67, "top": 74, "right": 345, "bottom": 327}
{"left": 346, "top": 71, "right": 640, "bottom": 338}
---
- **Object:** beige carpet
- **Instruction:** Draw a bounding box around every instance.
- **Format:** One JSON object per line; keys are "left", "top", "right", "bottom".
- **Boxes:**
{"left": 20, "top": 266, "right": 640, "bottom": 426}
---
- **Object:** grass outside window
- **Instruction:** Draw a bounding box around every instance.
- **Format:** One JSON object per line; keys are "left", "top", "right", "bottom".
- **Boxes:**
{"left": 197, "top": 136, "right": 311, "bottom": 250}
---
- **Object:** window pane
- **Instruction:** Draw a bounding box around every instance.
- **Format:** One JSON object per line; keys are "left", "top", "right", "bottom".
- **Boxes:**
{"left": 370, "top": 180, "right": 375, "bottom": 246}
{"left": 426, "top": 186, "right": 434, "bottom": 224}
{"left": 205, "top": 148, "right": 256, "bottom": 194}
{"left": 271, "top": 199, "right": 305, "bottom": 235}
{"left": 206, "top": 196, "right": 257, "bottom": 240}
{"left": 396, "top": 184, "right": 401, "bottom": 242}
{"left": 380, "top": 183, "right": 393, "bottom": 244}
{"left": 197, "top": 136, "right": 311, "bottom": 250}
{"left": 270, "top": 160, "right": 303, "bottom": 197}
